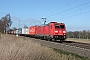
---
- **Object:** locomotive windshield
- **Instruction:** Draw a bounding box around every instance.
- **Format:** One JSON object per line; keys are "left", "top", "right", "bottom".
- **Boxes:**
{"left": 55, "top": 25, "right": 60, "bottom": 28}
{"left": 60, "top": 25, "right": 65, "bottom": 29}
{"left": 55, "top": 25, "right": 65, "bottom": 29}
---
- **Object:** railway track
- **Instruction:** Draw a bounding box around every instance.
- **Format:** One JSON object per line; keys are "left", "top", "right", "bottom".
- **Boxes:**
{"left": 24, "top": 37, "right": 90, "bottom": 58}
{"left": 27, "top": 36, "right": 90, "bottom": 50}
{"left": 23, "top": 36, "right": 90, "bottom": 50}
{"left": 57, "top": 41, "right": 90, "bottom": 50}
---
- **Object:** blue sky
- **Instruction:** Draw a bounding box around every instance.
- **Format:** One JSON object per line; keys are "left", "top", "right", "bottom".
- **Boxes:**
{"left": 0, "top": 0, "right": 90, "bottom": 31}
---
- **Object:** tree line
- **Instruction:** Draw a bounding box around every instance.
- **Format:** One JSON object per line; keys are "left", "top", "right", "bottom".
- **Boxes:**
{"left": 67, "top": 30, "right": 90, "bottom": 39}
{"left": 0, "top": 14, "right": 12, "bottom": 33}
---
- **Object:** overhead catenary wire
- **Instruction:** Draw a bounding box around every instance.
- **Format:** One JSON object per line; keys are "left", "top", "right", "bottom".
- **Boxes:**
{"left": 44, "top": 0, "right": 77, "bottom": 17}
{"left": 46, "top": 10, "right": 90, "bottom": 22}
{"left": 62, "top": 6, "right": 90, "bottom": 16}
{"left": 46, "top": 1, "right": 90, "bottom": 18}
{"left": 57, "top": 11, "right": 90, "bottom": 20}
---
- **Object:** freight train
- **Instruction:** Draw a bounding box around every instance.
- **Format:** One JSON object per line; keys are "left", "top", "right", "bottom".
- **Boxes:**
{"left": 8, "top": 22, "right": 66, "bottom": 42}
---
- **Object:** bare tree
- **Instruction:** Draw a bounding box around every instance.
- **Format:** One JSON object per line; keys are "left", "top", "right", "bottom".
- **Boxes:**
{"left": 67, "top": 30, "right": 90, "bottom": 39}
{"left": 0, "top": 14, "right": 12, "bottom": 33}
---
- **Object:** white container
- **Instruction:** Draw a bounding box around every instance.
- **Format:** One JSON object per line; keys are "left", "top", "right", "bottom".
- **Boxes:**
{"left": 22, "top": 28, "right": 29, "bottom": 34}
{"left": 25, "top": 28, "right": 29, "bottom": 34}
{"left": 14, "top": 30, "right": 16, "bottom": 34}
{"left": 16, "top": 30, "right": 19, "bottom": 34}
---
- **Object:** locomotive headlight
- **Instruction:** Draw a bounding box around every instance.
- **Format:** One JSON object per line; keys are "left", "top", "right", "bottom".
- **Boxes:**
{"left": 63, "top": 31, "right": 66, "bottom": 33}
{"left": 64, "top": 34, "right": 65, "bottom": 35}
{"left": 55, "top": 31, "right": 58, "bottom": 33}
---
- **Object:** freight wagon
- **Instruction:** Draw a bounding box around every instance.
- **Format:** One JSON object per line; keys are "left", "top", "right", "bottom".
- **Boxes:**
{"left": 29, "top": 26, "right": 38, "bottom": 37}
{"left": 18, "top": 29, "right": 22, "bottom": 36}
{"left": 21, "top": 28, "right": 29, "bottom": 36}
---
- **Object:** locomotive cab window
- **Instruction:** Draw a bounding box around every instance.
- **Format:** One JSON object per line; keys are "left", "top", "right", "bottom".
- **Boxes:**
{"left": 60, "top": 25, "right": 65, "bottom": 29}
{"left": 55, "top": 25, "right": 60, "bottom": 28}
{"left": 55, "top": 25, "right": 65, "bottom": 29}
{"left": 51, "top": 25, "right": 52, "bottom": 29}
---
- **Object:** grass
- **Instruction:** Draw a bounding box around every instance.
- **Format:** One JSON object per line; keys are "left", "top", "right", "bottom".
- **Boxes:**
{"left": 0, "top": 34, "right": 90, "bottom": 60}
{"left": 52, "top": 48, "right": 90, "bottom": 60}
{"left": 0, "top": 32, "right": 2, "bottom": 38}
{"left": 66, "top": 38, "right": 90, "bottom": 44}
{"left": 0, "top": 34, "right": 62, "bottom": 60}
{"left": 67, "top": 38, "right": 90, "bottom": 40}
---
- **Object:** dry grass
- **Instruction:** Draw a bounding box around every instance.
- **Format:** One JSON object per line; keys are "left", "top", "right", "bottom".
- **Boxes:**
{"left": 66, "top": 38, "right": 90, "bottom": 44}
{"left": 0, "top": 34, "right": 89, "bottom": 60}
{"left": 0, "top": 32, "right": 2, "bottom": 38}
{"left": 0, "top": 34, "right": 61, "bottom": 60}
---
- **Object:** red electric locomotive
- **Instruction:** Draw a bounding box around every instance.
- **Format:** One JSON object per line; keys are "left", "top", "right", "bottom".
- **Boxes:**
{"left": 35, "top": 22, "right": 66, "bottom": 42}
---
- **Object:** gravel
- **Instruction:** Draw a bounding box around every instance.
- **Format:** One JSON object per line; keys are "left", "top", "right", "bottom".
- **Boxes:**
{"left": 29, "top": 38, "right": 90, "bottom": 58}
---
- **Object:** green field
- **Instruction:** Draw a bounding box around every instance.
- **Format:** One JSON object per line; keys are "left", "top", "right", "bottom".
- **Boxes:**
{"left": 67, "top": 38, "right": 90, "bottom": 40}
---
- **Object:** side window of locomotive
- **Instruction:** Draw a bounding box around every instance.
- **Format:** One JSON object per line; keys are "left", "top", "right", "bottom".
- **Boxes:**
{"left": 51, "top": 25, "right": 52, "bottom": 29}
{"left": 60, "top": 25, "right": 65, "bottom": 29}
